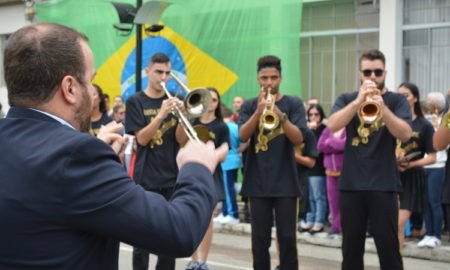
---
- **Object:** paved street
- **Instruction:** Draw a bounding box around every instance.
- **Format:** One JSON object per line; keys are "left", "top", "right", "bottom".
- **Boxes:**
{"left": 118, "top": 232, "right": 450, "bottom": 269}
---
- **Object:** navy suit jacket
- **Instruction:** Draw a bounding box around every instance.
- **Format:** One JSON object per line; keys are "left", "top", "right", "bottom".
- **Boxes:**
{"left": 0, "top": 107, "right": 216, "bottom": 269}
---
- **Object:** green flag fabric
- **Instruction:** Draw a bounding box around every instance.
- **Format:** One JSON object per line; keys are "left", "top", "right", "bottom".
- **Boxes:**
{"left": 37, "top": 0, "right": 303, "bottom": 107}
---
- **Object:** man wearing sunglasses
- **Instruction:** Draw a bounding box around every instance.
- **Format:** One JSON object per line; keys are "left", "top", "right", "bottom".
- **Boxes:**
{"left": 125, "top": 53, "right": 187, "bottom": 270}
{"left": 327, "top": 49, "right": 412, "bottom": 270}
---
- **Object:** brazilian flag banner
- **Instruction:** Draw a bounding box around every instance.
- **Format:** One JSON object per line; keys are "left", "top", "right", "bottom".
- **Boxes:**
{"left": 37, "top": 0, "right": 303, "bottom": 106}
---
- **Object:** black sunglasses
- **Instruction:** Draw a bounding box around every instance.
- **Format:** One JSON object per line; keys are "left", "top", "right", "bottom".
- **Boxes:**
{"left": 361, "top": 69, "right": 384, "bottom": 77}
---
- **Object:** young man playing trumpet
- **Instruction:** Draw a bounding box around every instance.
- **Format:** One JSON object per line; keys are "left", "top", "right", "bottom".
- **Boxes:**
{"left": 238, "top": 55, "right": 306, "bottom": 270}
{"left": 125, "top": 53, "right": 186, "bottom": 270}
{"left": 327, "top": 49, "right": 412, "bottom": 270}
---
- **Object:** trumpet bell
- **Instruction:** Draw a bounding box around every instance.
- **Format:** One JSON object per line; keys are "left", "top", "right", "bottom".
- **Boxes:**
{"left": 185, "top": 88, "right": 212, "bottom": 117}
{"left": 261, "top": 111, "right": 279, "bottom": 130}
{"left": 359, "top": 101, "right": 380, "bottom": 123}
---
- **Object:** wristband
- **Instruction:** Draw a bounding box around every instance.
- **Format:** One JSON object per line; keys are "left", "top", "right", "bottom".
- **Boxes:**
{"left": 279, "top": 113, "right": 288, "bottom": 124}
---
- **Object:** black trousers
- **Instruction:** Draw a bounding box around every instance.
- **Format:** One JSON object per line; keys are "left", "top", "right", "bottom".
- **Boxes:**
{"left": 340, "top": 191, "right": 403, "bottom": 270}
{"left": 132, "top": 187, "right": 176, "bottom": 270}
{"left": 250, "top": 197, "right": 298, "bottom": 270}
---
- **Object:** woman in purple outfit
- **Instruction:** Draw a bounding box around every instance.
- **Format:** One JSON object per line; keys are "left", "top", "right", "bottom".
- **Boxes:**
{"left": 317, "top": 127, "right": 346, "bottom": 236}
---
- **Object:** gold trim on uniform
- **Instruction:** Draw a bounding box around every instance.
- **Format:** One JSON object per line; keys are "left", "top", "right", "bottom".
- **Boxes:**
{"left": 148, "top": 117, "right": 177, "bottom": 149}
{"left": 255, "top": 123, "right": 285, "bottom": 153}
{"left": 351, "top": 119, "right": 385, "bottom": 146}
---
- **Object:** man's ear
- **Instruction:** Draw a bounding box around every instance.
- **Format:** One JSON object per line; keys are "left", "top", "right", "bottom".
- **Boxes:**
{"left": 60, "top": 75, "right": 77, "bottom": 105}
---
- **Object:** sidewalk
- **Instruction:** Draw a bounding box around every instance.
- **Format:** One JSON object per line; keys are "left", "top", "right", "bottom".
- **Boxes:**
{"left": 213, "top": 222, "right": 450, "bottom": 263}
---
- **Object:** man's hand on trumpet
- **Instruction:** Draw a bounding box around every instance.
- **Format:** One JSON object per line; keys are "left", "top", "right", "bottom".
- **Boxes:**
{"left": 157, "top": 97, "right": 184, "bottom": 120}
{"left": 357, "top": 80, "right": 377, "bottom": 101}
{"left": 257, "top": 87, "right": 269, "bottom": 115}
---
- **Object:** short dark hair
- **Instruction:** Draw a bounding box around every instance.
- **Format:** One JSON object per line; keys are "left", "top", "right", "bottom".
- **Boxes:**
{"left": 149, "top": 53, "right": 170, "bottom": 67}
{"left": 257, "top": 55, "right": 281, "bottom": 74}
{"left": 359, "top": 49, "right": 385, "bottom": 69}
{"left": 4, "top": 23, "right": 88, "bottom": 107}
{"left": 221, "top": 106, "right": 233, "bottom": 118}
{"left": 113, "top": 104, "right": 125, "bottom": 113}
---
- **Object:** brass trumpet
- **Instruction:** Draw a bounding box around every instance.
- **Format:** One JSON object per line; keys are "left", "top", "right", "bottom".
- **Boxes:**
{"left": 160, "top": 79, "right": 210, "bottom": 143}
{"left": 358, "top": 85, "right": 381, "bottom": 124}
{"left": 352, "top": 83, "right": 384, "bottom": 146}
{"left": 260, "top": 87, "right": 279, "bottom": 130}
{"left": 170, "top": 72, "right": 212, "bottom": 117}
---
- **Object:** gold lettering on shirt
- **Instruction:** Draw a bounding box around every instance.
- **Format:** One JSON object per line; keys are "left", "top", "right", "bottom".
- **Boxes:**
{"left": 149, "top": 117, "right": 177, "bottom": 149}
{"left": 396, "top": 132, "right": 420, "bottom": 154}
{"left": 143, "top": 108, "right": 160, "bottom": 116}
{"left": 402, "top": 141, "right": 419, "bottom": 154}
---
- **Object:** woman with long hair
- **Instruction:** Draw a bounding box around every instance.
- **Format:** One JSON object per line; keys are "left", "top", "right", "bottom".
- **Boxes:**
{"left": 396, "top": 82, "right": 436, "bottom": 247}
{"left": 89, "top": 84, "right": 113, "bottom": 136}
{"left": 302, "top": 104, "right": 327, "bottom": 233}
{"left": 185, "top": 87, "right": 229, "bottom": 270}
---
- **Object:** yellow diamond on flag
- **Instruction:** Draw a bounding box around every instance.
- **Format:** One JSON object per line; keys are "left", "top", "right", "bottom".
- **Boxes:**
{"left": 93, "top": 24, "right": 238, "bottom": 102}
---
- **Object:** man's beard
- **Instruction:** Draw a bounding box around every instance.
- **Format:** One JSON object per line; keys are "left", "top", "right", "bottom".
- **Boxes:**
{"left": 75, "top": 85, "right": 93, "bottom": 133}
{"left": 376, "top": 81, "right": 385, "bottom": 91}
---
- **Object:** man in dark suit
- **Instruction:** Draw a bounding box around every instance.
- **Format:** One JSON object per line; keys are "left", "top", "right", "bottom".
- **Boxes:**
{"left": 0, "top": 22, "right": 227, "bottom": 270}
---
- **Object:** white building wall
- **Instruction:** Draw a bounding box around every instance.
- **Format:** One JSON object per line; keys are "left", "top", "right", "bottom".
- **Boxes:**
{"left": 379, "top": 0, "right": 403, "bottom": 91}
{"left": 0, "top": 3, "right": 29, "bottom": 35}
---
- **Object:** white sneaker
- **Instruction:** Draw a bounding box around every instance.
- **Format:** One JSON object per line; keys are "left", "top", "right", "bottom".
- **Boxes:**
{"left": 424, "top": 236, "right": 441, "bottom": 248}
{"left": 213, "top": 213, "right": 225, "bottom": 223}
{"left": 219, "top": 215, "right": 240, "bottom": 225}
{"left": 417, "top": 235, "right": 432, "bottom": 247}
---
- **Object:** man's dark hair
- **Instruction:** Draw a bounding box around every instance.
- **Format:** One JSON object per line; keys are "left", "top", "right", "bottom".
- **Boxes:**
{"left": 221, "top": 106, "right": 233, "bottom": 118}
{"left": 257, "top": 55, "right": 282, "bottom": 74}
{"left": 359, "top": 49, "right": 386, "bottom": 68}
{"left": 4, "top": 23, "right": 88, "bottom": 107}
{"left": 149, "top": 53, "right": 170, "bottom": 66}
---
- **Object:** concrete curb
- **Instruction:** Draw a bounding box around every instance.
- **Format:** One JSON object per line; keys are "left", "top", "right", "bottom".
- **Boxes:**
{"left": 213, "top": 223, "right": 450, "bottom": 263}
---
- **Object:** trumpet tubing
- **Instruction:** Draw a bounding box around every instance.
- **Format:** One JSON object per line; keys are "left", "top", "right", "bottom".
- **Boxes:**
{"left": 160, "top": 82, "right": 200, "bottom": 142}
{"left": 260, "top": 87, "right": 279, "bottom": 130}
{"left": 170, "top": 72, "right": 212, "bottom": 117}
